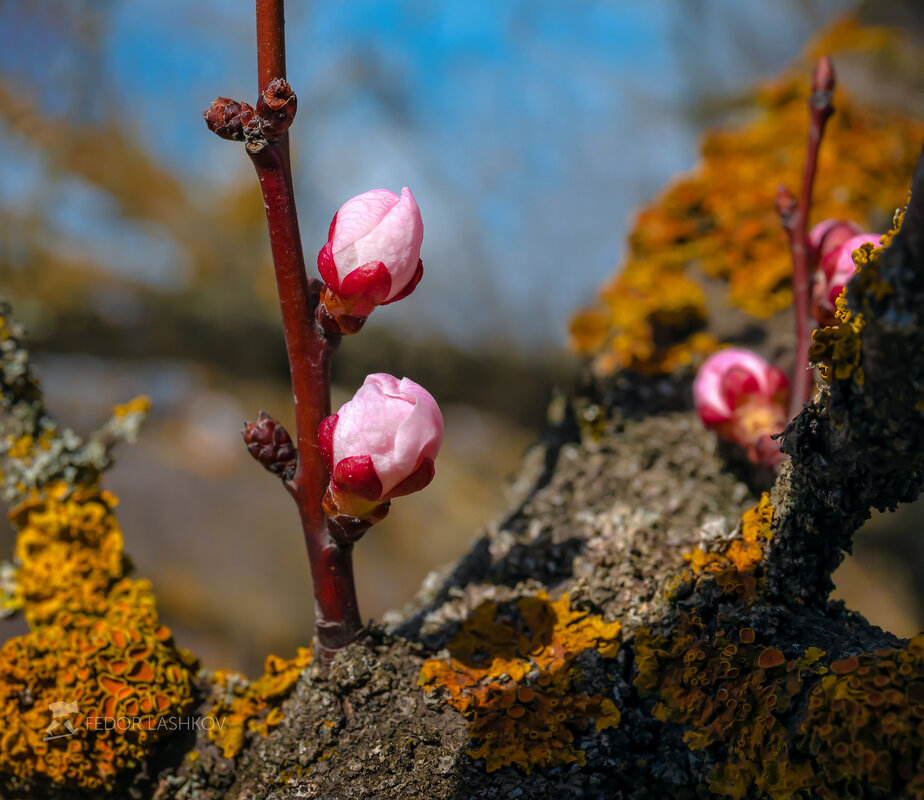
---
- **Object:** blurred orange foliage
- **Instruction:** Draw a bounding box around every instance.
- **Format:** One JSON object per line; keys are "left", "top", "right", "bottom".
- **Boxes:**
{"left": 570, "top": 18, "right": 924, "bottom": 377}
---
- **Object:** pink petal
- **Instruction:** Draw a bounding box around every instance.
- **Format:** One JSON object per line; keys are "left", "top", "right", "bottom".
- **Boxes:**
{"left": 330, "top": 189, "right": 402, "bottom": 279}
{"left": 809, "top": 219, "right": 862, "bottom": 267}
{"left": 333, "top": 189, "right": 423, "bottom": 299}
{"left": 830, "top": 233, "right": 881, "bottom": 281}
{"left": 331, "top": 377, "right": 413, "bottom": 486}
{"left": 381, "top": 259, "right": 424, "bottom": 306}
{"left": 385, "top": 377, "right": 443, "bottom": 482}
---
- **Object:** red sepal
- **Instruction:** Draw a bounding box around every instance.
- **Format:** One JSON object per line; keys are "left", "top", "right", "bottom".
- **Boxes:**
{"left": 317, "top": 414, "right": 338, "bottom": 473}
{"left": 332, "top": 455, "right": 383, "bottom": 500}
{"left": 385, "top": 458, "right": 435, "bottom": 499}
{"left": 318, "top": 239, "right": 340, "bottom": 292}
{"left": 382, "top": 259, "right": 424, "bottom": 305}
{"left": 338, "top": 260, "right": 391, "bottom": 307}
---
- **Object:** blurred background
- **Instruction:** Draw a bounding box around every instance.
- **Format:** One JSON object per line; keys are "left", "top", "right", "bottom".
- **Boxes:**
{"left": 0, "top": 0, "right": 921, "bottom": 675}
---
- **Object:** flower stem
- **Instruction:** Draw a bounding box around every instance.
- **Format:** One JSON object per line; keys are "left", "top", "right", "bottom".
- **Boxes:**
{"left": 249, "top": 0, "right": 363, "bottom": 661}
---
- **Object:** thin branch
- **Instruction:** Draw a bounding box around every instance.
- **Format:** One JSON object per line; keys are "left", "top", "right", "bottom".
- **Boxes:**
{"left": 246, "top": 0, "right": 363, "bottom": 660}
{"left": 783, "top": 56, "right": 836, "bottom": 421}
{"left": 256, "top": 0, "right": 286, "bottom": 89}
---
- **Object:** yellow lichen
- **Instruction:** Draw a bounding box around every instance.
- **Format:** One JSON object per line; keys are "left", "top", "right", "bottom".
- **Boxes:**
{"left": 7, "top": 435, "right": 33, "bottom": 460}
{"left": 797, "top": 635, "right": 924, "bottom": 799}
{"left": 419, "top": 592, "right": 621, "bottom": 773}
{"left": 635, "top": 613, "right": 826, "bottom": 799}
{"left": 0, "top": 305, "right": 198, "bottom": 790}
{"left": 10, "top": 483, "right": 125, "bottom": 627}
{"left": 207, "top": 647, "right": 313, "bottom": 759}
{"left": 810, "top": 203, "right": 905, "bottom": 387}
{"left": 112, "top": 395, "right": 152, "bottom": 419}
{"left": 809, "top": 292, "right": 866, "bottom": 384}
{"left": 0, "top": 485, "right": 197, "bottom": 790}
{"left": 570, "top": 17, "right": 924, "bottom": 377}
{"left": 680, "top": 493, "right": 773, "bottom": 599}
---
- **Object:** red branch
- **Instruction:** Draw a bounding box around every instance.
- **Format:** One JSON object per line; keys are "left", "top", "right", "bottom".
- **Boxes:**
{"left": 244, "top": 0, "right": 363, "bottom": 660}
{"left": 256, "top": 0, "right": 286, "bottom": 88}
{"left": 782, "top": 55, "right": 836, "bottom": 421}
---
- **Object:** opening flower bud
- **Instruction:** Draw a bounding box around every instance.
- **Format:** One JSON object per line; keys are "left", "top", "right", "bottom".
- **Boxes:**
{"left": 317, "top": 188, "right": 424, "bottom": 332}
{"left": 318, "top": 374, "right": 443, "bottom": 526}
{"left": 693, "top": 348, "right": 789, "bottom": 466}
{"left": 811, "top": 232, "right": 880, "bottom": 326}
{"left": 808, "top": 219, "right": 862, "bottom": 271}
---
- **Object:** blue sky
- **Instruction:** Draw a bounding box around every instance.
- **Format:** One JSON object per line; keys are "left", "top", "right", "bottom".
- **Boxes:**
{"left": 1, "top": 0, "right": 850, "bottom": 348}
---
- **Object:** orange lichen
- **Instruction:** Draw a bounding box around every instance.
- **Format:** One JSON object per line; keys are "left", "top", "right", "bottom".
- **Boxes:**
{"left": 635, "top": 613, "right": 826, "bottom": 799}
{"left": 570, "top": 18, "right": 924, "bottom": 377}
{"left": 0, "top": 305, "right": 201, "bottom": 791}
{"left": 797, "top": 635, "right": 924, "bottom": 799}
{"left": 680, "top": 493, "right": 773, "bottom": 599}
{"left": 419, "top": 592, "right": 621, "bottom": 773}
{"left": 0, "top": 483, "right": 198, "bottom": 790}
{"left": 207, "top": 647, "right": 314, "bottom": 759}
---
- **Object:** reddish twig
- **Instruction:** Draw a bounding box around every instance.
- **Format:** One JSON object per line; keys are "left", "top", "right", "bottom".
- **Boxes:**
{"left": 207, "top": 0, "right": 364, "bottom": 662}
{"left": 256, "top": 0, "right": 286, "bottom": 89}
{"left": 780, "top": 55, "right": 836, "bottom": 420}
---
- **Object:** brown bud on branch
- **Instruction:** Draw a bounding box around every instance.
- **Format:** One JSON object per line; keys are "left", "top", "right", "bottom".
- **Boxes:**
{"left": 775, "top": 184, "right": 798, "bottom": 231}
{"left": 242, "top": 411, "right": 297, "bottom": 480}
{"left": 204, "top": 98, "right": 256, "bottom": 142}
{"left": 809, "top": 55, "right": 835, "bottom": 117}
{"left": 256, "top": 78, "right": 297, "bottom": 138}
{"left": 811, "top": 55, "right": 835, "bottom": 93}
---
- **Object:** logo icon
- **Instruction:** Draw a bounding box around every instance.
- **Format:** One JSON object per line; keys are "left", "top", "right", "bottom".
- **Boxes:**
{"left": 43, "top": 701, "right": 79, "bottom": 741}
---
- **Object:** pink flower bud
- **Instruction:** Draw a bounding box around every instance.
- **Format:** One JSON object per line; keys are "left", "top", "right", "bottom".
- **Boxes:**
{"left": 808, "top": 218, "right": 862, "bottom": 269}
{"left": 811, "top": 232, "right": 880, "bottom": 325}
{"left": 317, "top": 188, "right": 424, "bottom": 320}
{"left": 318, "top": 374, "right": 443, "bottom": 522}
{"left": 693, "top": 348, "right": 789, "bottom": 466}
